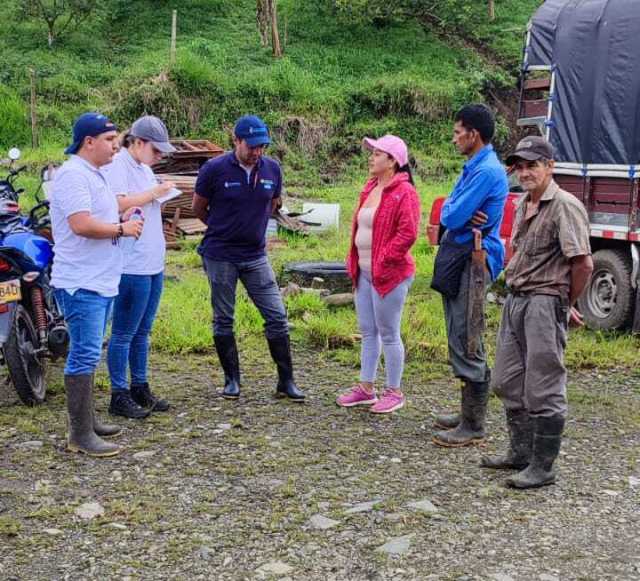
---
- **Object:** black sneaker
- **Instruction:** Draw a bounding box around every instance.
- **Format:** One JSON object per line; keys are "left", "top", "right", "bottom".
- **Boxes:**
{"left": 109, "top": 391, "right": 150, "bottom": 419}
{"left": 131, "top": 383, "right": 170, "bottom": 412}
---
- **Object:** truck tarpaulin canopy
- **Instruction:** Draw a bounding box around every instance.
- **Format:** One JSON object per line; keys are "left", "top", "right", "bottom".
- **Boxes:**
{"left": 525, "top": 0, "right": 640, "bottom": 166}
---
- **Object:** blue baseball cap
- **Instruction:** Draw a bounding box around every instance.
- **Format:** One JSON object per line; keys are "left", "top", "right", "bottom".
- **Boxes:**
{"left": 65, "top": 112, "right": 118, "bottom": 155}
{"left": 233, "top": 115, "right": 271, "bottom": 147}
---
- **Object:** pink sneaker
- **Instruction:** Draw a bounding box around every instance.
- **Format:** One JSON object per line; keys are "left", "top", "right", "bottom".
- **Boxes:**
{"left": 370, "top": 389, "right": 405, "bottom": 414}
{"left": 336, "top": 385, "right": 378, "bottom": 407}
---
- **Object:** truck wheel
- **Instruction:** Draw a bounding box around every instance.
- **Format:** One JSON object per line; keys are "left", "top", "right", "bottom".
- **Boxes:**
{"left": 578, "top": 249, "right": 634, "bottom": 330}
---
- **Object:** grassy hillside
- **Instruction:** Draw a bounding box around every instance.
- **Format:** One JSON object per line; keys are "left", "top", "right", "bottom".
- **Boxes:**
{"left": 1, "top": 0, "right": 539, "bottom": 182}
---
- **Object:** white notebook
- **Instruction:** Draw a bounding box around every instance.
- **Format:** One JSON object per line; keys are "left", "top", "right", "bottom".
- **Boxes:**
{"left": 156, "top": 187, "right": 182, "bottom": 204}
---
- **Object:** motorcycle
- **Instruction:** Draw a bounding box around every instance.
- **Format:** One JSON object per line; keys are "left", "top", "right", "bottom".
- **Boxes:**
{"left": 0, "top": 148, "right": 68, "bottom": 405}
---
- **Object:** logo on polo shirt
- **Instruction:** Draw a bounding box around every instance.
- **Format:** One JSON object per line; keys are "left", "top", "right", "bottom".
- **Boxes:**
{"left": 260, "top": 178, "right": 274, "bottom": 190}
{"left": 225, "top": 181, "right": 241, "bottom": 188}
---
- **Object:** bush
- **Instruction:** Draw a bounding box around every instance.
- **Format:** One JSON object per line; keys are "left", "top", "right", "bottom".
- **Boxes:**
{"left": 109, "top": 74, "right": 201, "bottom": 138}
{"left": 0, "top": 86, "right": 30, "bottom": 149}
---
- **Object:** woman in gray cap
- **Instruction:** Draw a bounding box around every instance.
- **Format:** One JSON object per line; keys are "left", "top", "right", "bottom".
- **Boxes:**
{"left": 103, "top": 115, "right": 176, "bottom": 419}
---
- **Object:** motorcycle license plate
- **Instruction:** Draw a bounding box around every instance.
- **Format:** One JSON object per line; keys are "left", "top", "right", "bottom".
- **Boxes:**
{"left": 0, "top": 279, "right": 21, "bottom": 304}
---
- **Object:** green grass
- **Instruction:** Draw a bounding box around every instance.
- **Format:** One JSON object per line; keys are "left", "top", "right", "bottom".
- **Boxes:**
{"left": 439, "top": 0, "right": 544, "bottom": 67}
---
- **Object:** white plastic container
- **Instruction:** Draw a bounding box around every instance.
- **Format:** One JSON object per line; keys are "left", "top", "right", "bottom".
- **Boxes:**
{"left": 301, "top": 203, "right": 340, "bottom": 232}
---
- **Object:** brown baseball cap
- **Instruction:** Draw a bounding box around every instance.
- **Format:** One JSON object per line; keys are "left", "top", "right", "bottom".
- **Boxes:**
{"left": 506, "top": 136, "right": 554, "bottom": 165}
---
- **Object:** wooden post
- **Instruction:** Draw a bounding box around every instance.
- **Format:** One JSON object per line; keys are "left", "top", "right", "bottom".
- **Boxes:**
{"left": 488, "top": 0, "right": 495, "bottom": 21}
{"left": 29, "top": 68, "right": 38, "bottom": 149}
{"left": 269, "top": 0, "right": 282, "bottom": 58}
{"left": 170, "top": 10, "right": 177, "bottom": 65}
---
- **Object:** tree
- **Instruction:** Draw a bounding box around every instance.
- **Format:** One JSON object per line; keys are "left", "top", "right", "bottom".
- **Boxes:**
{"left": 257, "top": 0, "right": 270, "bottom": 46}
{"left": 488, "top": 0, "right": 495, "bottom": 22}
{"left": 20, "top": 0, "right": 97, "bottom": 48}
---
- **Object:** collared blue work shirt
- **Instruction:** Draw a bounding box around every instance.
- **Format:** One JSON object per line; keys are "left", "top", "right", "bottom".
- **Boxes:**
{"left": 441, "top": 144, "right": 509, "bottom": 281}
{"left": 195, "top": 151, "right": 282, "bottom": 263}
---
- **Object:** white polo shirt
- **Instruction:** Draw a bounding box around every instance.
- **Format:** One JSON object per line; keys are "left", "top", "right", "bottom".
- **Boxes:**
{"left": 50, "top": 155, "right": 123, "bottom": 297}
{"left": 103, "top": 148, "right": 165, "bottom": 275}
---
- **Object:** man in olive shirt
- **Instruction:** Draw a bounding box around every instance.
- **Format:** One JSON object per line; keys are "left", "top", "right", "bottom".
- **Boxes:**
{"left": 481, "top": 136, "right": 593, "bottom": 489}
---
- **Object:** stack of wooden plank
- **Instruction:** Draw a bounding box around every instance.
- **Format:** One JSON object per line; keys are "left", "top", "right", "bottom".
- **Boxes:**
{"left": 157, "top": 175, "right": 207, "bottom": 239}
{"left": 153, "top": 139, "right": 224, "bottom": 246}
{"left": 162, "top": 223, "right": 180, "bottom": 249}
{"left": 152, "top": 139, "right": 224, "bottom": 174}
{"left": 157, "top": 174, "right": 198, "bottom": 220}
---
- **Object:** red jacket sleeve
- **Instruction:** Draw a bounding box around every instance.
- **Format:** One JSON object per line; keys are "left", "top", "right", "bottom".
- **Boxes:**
{"left": 382, "top": 185, "right": 421, "bottom": 265}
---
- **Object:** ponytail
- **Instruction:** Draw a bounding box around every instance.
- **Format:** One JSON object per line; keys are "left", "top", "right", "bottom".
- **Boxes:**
{"left": 397, "top": 163, "right": 415, "bottom": 185}
{"left": 120, "top": 130, "right": 135, "bottom": 149}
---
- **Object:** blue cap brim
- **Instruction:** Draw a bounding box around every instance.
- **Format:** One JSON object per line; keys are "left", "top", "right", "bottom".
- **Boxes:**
{"left": 245, "top": 135, "right": 271, "bottom": 147}
{"left": 65, "top": 142, "right": 81, "bottom": 155}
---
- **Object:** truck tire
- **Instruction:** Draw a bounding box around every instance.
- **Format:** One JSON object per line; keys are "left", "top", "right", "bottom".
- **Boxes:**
{"left": 578, "top": 249, "right": 634, "bottom": 331}
{"left": 282, "top": 262, "right": 351, "bottom": 293}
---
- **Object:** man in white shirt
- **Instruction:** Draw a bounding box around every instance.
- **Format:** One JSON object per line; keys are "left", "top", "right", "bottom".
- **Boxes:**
{"left": 51, "top": 112, "right": 142, "bottom": 457}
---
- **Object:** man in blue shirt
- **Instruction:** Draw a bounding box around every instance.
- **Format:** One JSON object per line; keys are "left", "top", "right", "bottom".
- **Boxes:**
{"left": 432, "top": 104, "right": 509, "bottom": 447}
{"left": 192, "top": 115, "right": 304, "bottom": 402}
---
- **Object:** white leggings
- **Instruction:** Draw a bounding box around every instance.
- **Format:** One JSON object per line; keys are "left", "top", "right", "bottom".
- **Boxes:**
{"left": 355, "top": 272, "right": 413, "bottom": 388}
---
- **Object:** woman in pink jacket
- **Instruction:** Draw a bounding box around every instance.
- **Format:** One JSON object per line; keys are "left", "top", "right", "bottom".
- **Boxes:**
{"left": 337, "top": 135, "right": 421, "bottom": 413}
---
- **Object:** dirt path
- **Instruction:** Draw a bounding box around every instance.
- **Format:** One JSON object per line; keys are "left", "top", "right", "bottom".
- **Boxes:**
{"left": 1, "top": 346, "right": 639, "bottom": 580}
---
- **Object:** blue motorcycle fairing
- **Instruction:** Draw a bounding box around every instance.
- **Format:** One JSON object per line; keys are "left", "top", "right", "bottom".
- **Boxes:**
{"left": 1, "top": 232, "right": 53, "bottom": 272}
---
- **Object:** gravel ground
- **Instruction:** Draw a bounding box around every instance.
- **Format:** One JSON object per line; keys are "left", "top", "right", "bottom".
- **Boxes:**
{"left": 1, "top": 346, "right": 639, "bottom": 581}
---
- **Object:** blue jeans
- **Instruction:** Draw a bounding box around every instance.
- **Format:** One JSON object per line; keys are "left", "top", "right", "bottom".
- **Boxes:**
{"left": 54, "top": 289, "right": 114, "bottom": 376}
{"left": 202, "top": 256, "right": 288, "bottom": 339}
{"left": 107, "top": 273, "right": 164, "bottom": 392}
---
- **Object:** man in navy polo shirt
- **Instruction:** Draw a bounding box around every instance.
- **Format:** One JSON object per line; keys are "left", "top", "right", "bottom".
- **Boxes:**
{"left": 192, "top": 115, "right": 305, "bottom": 402}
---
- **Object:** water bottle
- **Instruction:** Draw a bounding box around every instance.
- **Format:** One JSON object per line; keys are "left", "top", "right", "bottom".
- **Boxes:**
{"left": 129, "top": 207, "right": 144, "bottom": 224}
{"left": 122, "top": 207, "right": 144, "bottom": 254}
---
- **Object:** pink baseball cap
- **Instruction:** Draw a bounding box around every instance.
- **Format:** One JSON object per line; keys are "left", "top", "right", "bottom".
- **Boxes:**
{"left": 362, "top": 134, "right": 409, "bottom": 168}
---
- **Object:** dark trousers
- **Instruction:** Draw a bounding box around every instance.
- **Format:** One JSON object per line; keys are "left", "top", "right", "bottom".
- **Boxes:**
{"left": 202, "top": 256, "right": 288, "bottom": 339}
{"left": 442, "top": 260, "right": 490, "bottom": 383}
{"left": 492, "top": 293, "right": 569, "bottom": 418}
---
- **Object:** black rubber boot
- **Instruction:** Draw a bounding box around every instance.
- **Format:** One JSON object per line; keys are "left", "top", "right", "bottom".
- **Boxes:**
{"left": 481, "top": 409, "right": 532, "bottom": 470}
{"left": 214, "top": 334, "right": 241, "bottom": 399}
{"left": 433, "top": 380, "right": 463, "bottom": 429}
{"left": 131, "top": 382, "right": 170, "bottom": 412}
{"left": 433, "top": 412, "right": 460, "bottom": 430}
{"left": 66, "top": 375, "right": 121, "bottom": 457}
{"left": 89, "top": 374, "right": 121, "bottom": 438}
{"left": 267, "top": 335, "right": 305, "bottom": 402}
{"left": 109, "top": 391, "right": 150, "bottom": 419}
{"left": 506, "top": 415, "right": 565, "bottom": 489}
{"left": 432, "top": 380, "right": 488, "bottom": 447}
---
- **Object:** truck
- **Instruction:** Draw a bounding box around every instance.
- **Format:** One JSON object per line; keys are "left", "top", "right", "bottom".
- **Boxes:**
{"left": 427, "top": 0, "right": 640, "bottom": 333}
